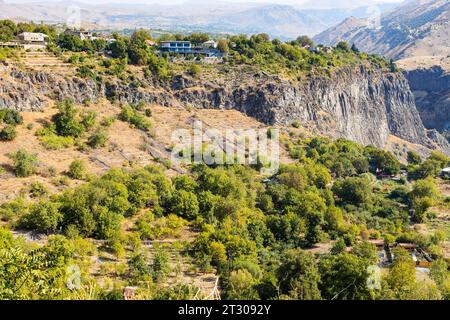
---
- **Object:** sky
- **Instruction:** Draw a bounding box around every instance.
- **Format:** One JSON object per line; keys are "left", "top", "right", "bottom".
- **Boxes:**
{"left": 3, "top": 0, "right": 405, "bottom": 5}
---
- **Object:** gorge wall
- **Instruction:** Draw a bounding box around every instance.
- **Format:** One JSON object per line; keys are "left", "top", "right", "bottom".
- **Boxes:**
{"left": 1, "top": 62, "right": 449, "bottom": 154}
{"left": 401, "top": 65, "right": 450, "bottom": 134}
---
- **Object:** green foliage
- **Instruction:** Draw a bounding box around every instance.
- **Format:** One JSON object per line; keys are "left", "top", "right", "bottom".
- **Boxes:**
{"left": 333, "top": 176, "right": 372, "bottom": 205}
{"left": 151, "top": 247, "right": 171, "bottom": 281}
{"left": 119, "top": 105, "right": 152, "bottom": 131}
{"left": 21, "top": 202, "right": 62, "bottom": 233}
{"left": 365, "top": 146, "right": 400, "bottom": 175}
{"left": 37, "top": 129, "right": 75, "bottom": 150}
{"left": 53, "top": 100, "right": 86, "bottom": 137}
{"left": 28, "top": 181, "right": 49, "bottom": 198}
{"left": 0, "top": 125, "right": 17, "bottom": 141}
{"left": 87, "top": 130, "right": 109, "bottom": 148}
{"left": 8, "top": 149, "right": 38, "bottom": 177}
{"left": 407, "top": 151, "right": 422, "bottom": 165}
{"left": 319, "top": 253, "right": 372, "bottom": 300}
{"left": 0, "top": 109, "right": 23, "bottom": 126}
{"left": 170, "top": 190, "right": 199, "bottom": 220}
{"left": 0, "top": 20, "right": 17, "bottom": 42}
{"left": 68, "top": 159, "right": 87, "bottom": 180}
{"left": 277, "top": 249, "right": 321, "bottom": 299}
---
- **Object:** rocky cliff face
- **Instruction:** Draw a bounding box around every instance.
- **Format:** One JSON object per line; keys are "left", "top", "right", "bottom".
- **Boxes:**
{"left": 1, "top": 63, "right": 449, "bottom": 153}
{"left": 402, "top": 66, "right": 450, "bottom": 133}
{"left": 0, "top": 69, "right": 101, "bottom": 111}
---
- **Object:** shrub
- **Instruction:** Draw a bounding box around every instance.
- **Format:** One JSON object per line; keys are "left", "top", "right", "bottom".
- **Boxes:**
{"left": 29, "top": 181, "right": 49, "bottom": 198}
{"left": 8, "top": 149, "right": 38, "bottom": 177}
{"left": 68, "top": 159, "right": 87, "bottom": 180}
{"left": 80, "top": 110, "right": 97, "bottom": 130}
{"left": 0, "top": 109, "right": 23, "bottom": 125}
{"left": 333, "top": 176, "right": 372, "bottom": 205}
{"left": 292, "top": 121, "right": 301, "bottom": 128}
{"left": 38, "top": 132, "right": 74, "bottom": 150}
{"left": 119, "top": 105, "right": 152, "bottom": 131}
{"left": 87, "top": 130, "right": 109, "bottom": 148}
{"left": 0, "top": 125, "right": 17, "bottom": 141}
{"left": 188, "top": 63, "right": 201, "bottom": 76}
{"left": 101, "top": 116, "right": 116, "bottom": 127}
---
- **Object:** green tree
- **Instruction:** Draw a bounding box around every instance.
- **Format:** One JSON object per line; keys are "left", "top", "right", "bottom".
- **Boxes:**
{"left": 53, "top": 100, "right": 85, "bottom": 137}
{"left": 295, "top": 35, "right": 314, "bottom": 47}
{"left": 319, "top": 253, "right": 372, "bottom": 300}
{"left": 336, "top": 41, "right": 350, "bottom": 52}
{"left": 170, "top": 190, "right": 199, "bottom": 220}
{"left": 333, "top": 176, "right": 372, "bottom": 205}
{"left": 151, "top": 248, "right": 171, "bottom": 281}
{"left": 352, "top": 241, "right": 378, "bottom": 264}
{"left": 277, "top": 249, "right": 321, "bottom": 300}
{"left": 331, "top": 238, "right": 346, "bottom": 255}
{"left": 217, "top": 39, "right": 229, "bottom": 53}
{"left": 383, "top": 247, "right": 416, "bottom": 299}
{"left": 21, "top": 202, "right": 62, "bottom": 233}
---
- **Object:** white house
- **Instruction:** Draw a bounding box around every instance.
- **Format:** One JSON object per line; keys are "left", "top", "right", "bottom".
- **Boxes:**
{"left": 17, "top": 32, "right": 48, "bottom": 43}
{"left": 202, "top": 40, "right": 217, "bottom": 49}
{"left": 16, "top": 32, "right": 48, "bottom": 50}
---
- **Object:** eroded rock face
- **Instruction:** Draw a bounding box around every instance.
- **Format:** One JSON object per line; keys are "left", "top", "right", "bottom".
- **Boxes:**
{"left": 402, "top": 66, "right": 450, "bottom": 133}
{"left": 0, "top": 69, "right": 101, "bottom": 110}
{"left": 171, "top": 65, "right": 446, "bottom": 151}
{"left": 0, "top": 63, "right": 449, "bottom": 153}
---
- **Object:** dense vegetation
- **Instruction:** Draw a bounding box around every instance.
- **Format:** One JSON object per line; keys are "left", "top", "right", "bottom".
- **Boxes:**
{"left": 1, "top": 122, "right": 449, "bottom": 299}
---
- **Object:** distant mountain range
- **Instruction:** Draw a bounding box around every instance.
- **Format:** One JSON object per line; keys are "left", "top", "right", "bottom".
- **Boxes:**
{"left": 313, "top": 0, "right": 450, "bottom": 59}
{"left": 0, "top": 0, "right": 401, "bottom": 39}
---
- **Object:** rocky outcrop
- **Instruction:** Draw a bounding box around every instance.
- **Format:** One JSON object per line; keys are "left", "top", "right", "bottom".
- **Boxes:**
{"left": 0, "top": 68, "right": 101, "bottom": 110}
{"left": 1, "top": 63, "right": 449, "bottom": 154}
{"left": 402, "top": 65, "right": 450, "bottom": 133}
{"left": 171, "top": 65, "right": 449, "bottom": 152}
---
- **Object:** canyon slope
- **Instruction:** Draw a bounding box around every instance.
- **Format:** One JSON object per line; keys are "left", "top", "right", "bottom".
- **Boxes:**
{"left": 397, "top": 56, "right": 450, "bottom": 134}
{"left": 1, "top": 61, "right": 448, "bottom": 154}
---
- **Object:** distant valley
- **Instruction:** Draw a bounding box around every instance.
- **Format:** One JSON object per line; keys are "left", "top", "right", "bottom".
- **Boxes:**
{"left": 0, "top": 0, "right": 400, "bottom": 39}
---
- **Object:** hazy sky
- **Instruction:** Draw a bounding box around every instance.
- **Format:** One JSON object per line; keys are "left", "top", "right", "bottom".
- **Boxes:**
{"left": 4, "top": 0, "right": 404, "bottom": 5}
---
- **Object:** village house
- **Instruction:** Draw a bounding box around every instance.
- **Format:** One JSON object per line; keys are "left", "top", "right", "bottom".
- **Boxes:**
{"left": 0, "top": 32, "right": 48, "bottom": 50}
{"left": 159, "top": 40, "right": 193, "bottom": 54}
{"left": 158, "top": 40, "right": 225, "bottom": 58}
{"left": 64, "top": 29, "right": 97, "bottom": 41}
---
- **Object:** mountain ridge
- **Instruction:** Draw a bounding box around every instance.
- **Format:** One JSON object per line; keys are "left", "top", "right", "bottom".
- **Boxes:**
{"left": 313, "top": 0, "right": 450, "bottom": 59}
